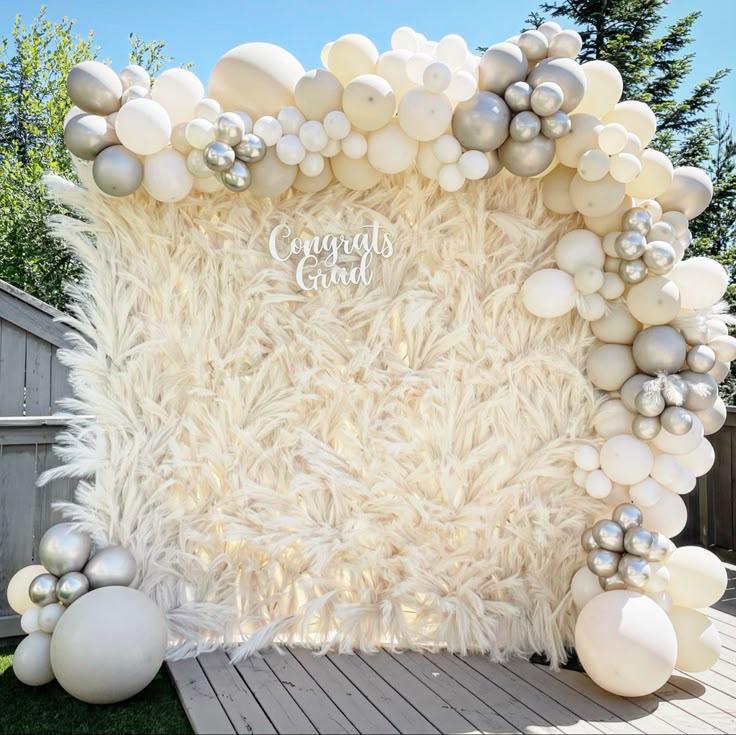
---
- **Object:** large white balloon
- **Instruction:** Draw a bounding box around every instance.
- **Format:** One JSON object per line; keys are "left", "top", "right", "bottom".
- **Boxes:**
{"left": 657, "top": 166, "right": 714, "bottom": 220}
{"left": 669, "top": 607, "right": 721, "bottom": 673}
{"left": 343, "top": 74, "right": 395, "bottom": 131}
{"left": 249, "top": 147, "right": 298, "bottom": 197}
{"left": 626, "top": 276, "right": 681, "bottom": 325}
{"left": 7, "top": 564, "right": 46, "bottom": 615}
{"left": 13, "top": 632, "right": 55, "bottom": 686}
{"left": 151, "top": 69, "right": 204, "bottom": 127}
{"left": 643, "top": 489, "right": 688, "bottom": 538}
{"left": 593, "top": 400, "right": 636, "bottom": 438}
{"left": 626, "top": 149, "right": 673, "bottom": 199}
{"left": 586, "top": 344, "right": 637, "bottom": 391}
{"left": 575, "top": 591, "right": 677, "bottom": 697}
{"left": 554, "top": 229, "right": 605, "bottom": 274}
{"left": 666, "top": 546, "right": 727, "bottom": 609}
{"left": 51, "top": 587, "right": 168, "bottom": 704}
{"left": 367, "top": 121, "right": 418, "bottom": 174}
{"left": 574, "top": 61, "right": 623, "bottom": 118}
{"left": 677, "top": 439, "right": 715, "bottom": 477}
{"left": 604, "top": 101, "right": 657, "bottom": 147}
{"left": 143, "top": 148, "right": 193, "bottom": 202}
{"left": 591, "top": 305, "right": 641, "bottom": 344}
{"left": 653, "top": 414, "right": 705, "bottom": 455}
{"left": 294, "top": 69, "right": 343, "bottom": 121}
{"left": 520, "top": 269, "right": 576, "bottom": 318}
{"left": 328, "top": 34, "right": 379, "bottom": 85}
{"left": 668, "top": 257, "right": 728, "bottom": 310}
{"left": 541, "top": 165, "right": 577, "bottom": 214}
{"left": 398, "top": 88, "right": 452, "bottom": 142}
{"left": 570, "top": 174, "right": 625, "bottom": 217}
{"left": 600, "top": 434, "right": 653, "bottom": 484}
{"left": 114, "top": 99, "right": 171, "bottom": 156}
{"left": 331, "top": 152, "right": 382, "bottom": 190}
{"left": 556, "top": 114, "right": 602, "bottom": 168}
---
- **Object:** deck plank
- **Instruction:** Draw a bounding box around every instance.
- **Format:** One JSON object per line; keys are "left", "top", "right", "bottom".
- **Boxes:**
{"left": 672, "top": 670, "right": 736, "bottom": 714}
{"left": 656, "top": 675, "right": 735, "bottom": 732}
{"left": 621, "top": 687, "right": 724, "bottom": 734}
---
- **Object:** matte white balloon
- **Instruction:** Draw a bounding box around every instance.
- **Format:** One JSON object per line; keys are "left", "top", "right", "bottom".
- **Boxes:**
{"left": 13, "top": 632, "right": 55, "bottom": 687}
{"left": 657, "top": 166, "right": 714, "bottom": 220}
{"left": 604, "top": 100, "right": 657, "bottom": 147}
{"left": 294, "top": 69, "right": 344, "bottom": 121}
{"left": 570, "top": 174, "right": 626, "bottom": 217}
{"left": 21, "top": 606, "right": 41, "bottom": 634}
{"left": 343, "top": 74, "right": 396, "bottom": 131}
{"left": 143, "top": 148, "right": 194, "bottom": 202}
{"left": 574, "top": 61, "right": 622, "bottom": 118}
{"left": 520, "top": 269, "right": 576, "bottom": 318}
{"left": 331, "top": 152, "right": 382, "bottom": 190}
{"left": 151, "top": 68, "right": 204, "bottom": 127}
{"left": 571, "top": 566, "right": 603, "bottom": 610}
{"left": 367, "top": 121, "right": 418, "bottom": 174}
{"left": 669, "top": 607, "right": 721, "bottom": 673}
{"left": 38, "top": 603, "right": 65, "bottom": 634}
{"left": 586, "top": 343, "right": 637, "bottom": 391}
{"left": 643, "top": 489, "right": 688, "bottom": 537}
{"left": 249, "top": 147, "right": 298, "bottom": 197}
{"left": 626, "top": 149, "right": 674, "bottom": 199}
{"left": 253, "top": 116, "right": 283, "bottom": 146}
{"left": 600, "top": 434, "right": 653, "bottom": 485}
{"left": 668, "top": 257, "right": 728, "bottom": 310}
{"left": 398, "top": 88, "right": 452, "bottom": 142}
{"left": 376, "top": 50, "right": 413, "bottom": 100}
{"left": 626, "top": 276, "right": 681, "bottom": 325}
{"left": 115, "top": 98, "right": 171, "bottom": 156}
{"left": 666, "top": 546, "right": 727, "bottom": 609}
{"left": 541, "top": 165, "right": 577, "bottom": 214}
{"left": 591, "top": 305, "right": 641, "bottom": 345}
{"left": 341, "top": 131, "right": 368, "bottom": 159}
{"left": 7, "top": 564, "right": 46, "bottom": 615}
{"left": 593, "top": 400, "right": 636, "bottom": 438}
{"left": 327, "top": 34, "right": 379, "bottom": 85}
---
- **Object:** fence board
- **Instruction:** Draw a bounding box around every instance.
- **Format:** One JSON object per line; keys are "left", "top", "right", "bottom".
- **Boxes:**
{"left": 0, "top": 320, "right": 26, "bottom": 415}
{"left": 25, "top": 334, "right": 52, "bottom": 416}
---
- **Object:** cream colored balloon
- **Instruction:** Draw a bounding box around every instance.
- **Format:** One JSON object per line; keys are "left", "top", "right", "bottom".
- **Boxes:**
{"left": 626, "top": 149, "right": 674, "bottom": 199}
{"left": 591, "top": 304, "right": 641, "bottom": 344}
{"left": 573, "top": 61, "right": 623, "bottom": 118}
{"left": 541, "top": 165, "right": 577, "bottom": 214}
{"left": 398, "top": 88, "right": 453, "bottom": 142}
{"left": 293, "top": 159, "right": 333, "bottom": 193}
{"left": 520, "top": 269, "right": 576, "bottom": 318}
{"left": 208, "top": 43, "right": 305, "bottom": 120}
{"left": 416, "top": 141, "right": 442, "bottom": 180}
{"left": 143, "top": 148, "right": 193, "bottom": 202}
{"left": 150, "top": 68, "right": 204, "bottom": 127}
{"left": 600, "top": 433, "right": 653, "bottom": 484}
{"left": 367, "top": 121, "right": 418, "bottom": 174}
{"left": 584, "top": 195, "right": 633, "bottom": 236}
{"left": 575, "top": 591, "right": 677, "bottom": 697}
{"left": 653, "top": 414, "right": 705, "bottom": 456}
{"left": 696, "top": 397, "right": 727, "bottom": 436}
{"left": 376, "top": 50, "right": 414, "bottom": 100}
{"left": 571, "top": 567, "right": 603, "bottom": 610}
{"left": 331, "top": 152, "right": 383, "bottom": 190}
{"left": 669, "top": 607, "right": 721, "bottom": 673}
{"left": 657, "top": 166, "right": 713, "bottom": 220}
{"left": 587, "top": 343, "right": 637, "bottom": 392}
{"left": 593, "top": 400, "right": 636, "bottom": 437}
{"left": 294, "top": 70, "right": 343, "bottom": 121}
{"left": 570, "top": 174, "right": 626, "bottom": 217}
{"left": 342, "top": 74, "right": 395, "bottom": 131}
{"left": 114, "top": 99, "right": 171, "bottom": 156}
{"left": 556, "top": 114, "right": 602, "bottom": 167}
{"left": 7, "top": 564, "right": 46, "bottom": 615}
{"left": 677, "top": 438, "right": 715, "bottom": 477}
{"left": 626, "top": 276, "right": 681, "bottom": 325}
{"left": 555, "top": 229, "right": 605, "bottom": 274}
{"left": 249, "top": 147, "right": 298, "bottom": 197}
{"left": 668, "top": 257, "right": 728, "bottom": 310}
{"left": 666, "top": 546, "right": 727, "bottom": 609}
{"left": 604, "top": 101, "right": 657, "bottom": 147}
{"left": 643, "top": 489, "right": 688, "bottom": 537}
{"left": 327, "top": 34, "right": 379, "bottom": 85}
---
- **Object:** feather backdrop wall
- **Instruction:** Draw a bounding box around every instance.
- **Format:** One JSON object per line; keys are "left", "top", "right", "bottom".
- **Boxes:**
{"left": 43, "top": 168, "right": 603, "bottom": 665}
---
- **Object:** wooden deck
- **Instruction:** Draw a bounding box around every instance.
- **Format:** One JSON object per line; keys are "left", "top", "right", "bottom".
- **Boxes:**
{"left": 167, "top": 606, "right": 736, "bottom": 735}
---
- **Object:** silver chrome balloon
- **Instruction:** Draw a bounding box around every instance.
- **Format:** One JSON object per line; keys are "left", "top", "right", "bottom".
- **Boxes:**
{"left": 634, "top": 389, "right": 665, "bottom": 417}
{"left": 619, "top": 258, "right": 648, "bottom": 284}
{"left": 621, "top": 207, "right": 652, "bottom": 236}
{"left": 530, "top": 81, "right": 564, "bottom": 116}
{"left": 624, "top": 526, "right": 654, "bottom": 556}
{"left": 503, "top": 81, "right": 533, "bottom": 112}
{"left": 478, "top": 43, "right": 528, "bottom": 95}
{"left": 84, "top": 546, "right": 137, "bottom": 588}
{"left": 482, "top": 149, "right": 504, "bottom": 179}
{"left": 451, "top": 92, "right": 511, "bottom": 152}
{"left": 203, "top": 141, "right": 236, "bottom": 172}
{"left": 220, "top": 160, "right": 252, "bottom": 192}
{"left": 591, "top": 519, "right": 625, "bottom": 552}
{"left": 587, "top": 548, "right": 621, "bottom": 577}
{"left": 680, "top": 370, "right": 718, "bottom": 411}
{"left": 540, "top": 110, "right": 571, "bottom": 139}
{"left": 527, "top": 57, "right": 586, "bottom": 112}
{"left": 633, "top": 414, "right": 661, "bottom": 440}
{"left": 618, "top": 554, "right": 651, "bottom": 588}
{"left": 581, "top": 528, "right": 598, "bottom": 552}
{"left": 509, "top": 111, "right": 541, "bottom": 142}
{"left": 66, "top": 60, "right": 122, "bottom": 115}
{"left": 660, "top": 406, "right": 694, "bottom": 435}
{"left": 611, "top": 503, "right": 643, "bottom": 531}
{"left": 498, "top": 134, "right": 555, "bottom": 177}
{"left": 649, "top": 221, "right": 677, "bottom": 244}
{"left": 234, "top": 133, "right": 267, "bottom": 163}
{"left": 56, "top": 572, "right": 90, "bottom": 606}
{"left": 215, "top": 112, "right": 246, "bottom": 146}
{"left": 643, "top": 241, "right": 676, "bottom": 274}
{"left": 39, "top": 523, "right": 92, "bottom": 577}
{"left": 64, "top": 114, "right": 118, "bottom": 161}
{"left": 92, "top": 145, "right": 143, "bottom": 197}
{"left": 645, "top": 532, "right": 676, "bottom": 563}
{"left": 29, "top": 573, "right": 59, "bottom": 607}
{"left": 632, "top": 326, "right": 687, "bottom": 376}
{"left": 599, "top": 572, "right": 627, "bottom": 591}
{"left": 686, "top": 345, "right": 717, "bottom": 374}
{"left": 614, "top": 231, "right": 647, "bottom": 260}
{"left": 621, "top": 374, "right": 650, "bottom": 413}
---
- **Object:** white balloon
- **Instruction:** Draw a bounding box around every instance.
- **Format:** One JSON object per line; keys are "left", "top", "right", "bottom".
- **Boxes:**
{"left": 423, "top": 62, "right": 452, "bottom": 93}
{"left": 328, "top": 34, "right": 379, "bottom": 85}
{"left": 143, "top": 148, "right": 193, "bottom": 202}
{"left": 593, "top": 400, "right": 636, "bottom": 438}
{"left": 438, "top": 163, "right": 465, "bottom": 192}
{"left": 600, "top": 434, "right": 653, "bottom": 485}
{"left": 376, "top": 50, "right": 413, "bottom": 100}
{"left": 677, "top": 439, "right": 715, "bottom": 477}
{"left": 341, "top": 131, "right": 368, "bottom": 159}
{"left": 7, "top": 565, "right": 46, "bottom": 615}
{"left": 398, "top": 88, "right": 453, "bottom": 142}
{"left": 299, "top": 121, "right": 328, "bottom": 153}
{"left": 416, "top": 142, "right": 442, "bottom": 180}
{"left": 609, "top": 153, "right": 642, "bottom": 184}
{"left": 591, "top": 304, "right": 641, "bottom": 344}
{"left": 323, "top": 110, "right": 351, "bottom": 141}
{"left": 651, "top": 454, "right": 682, "bottom": 487}
{"left": 253, "top": 116, "right": 283, "bottom": 146}
{"left": 433, "top": 135, "right": 462, "bottom": 164}
{"left": 554, "top": 229, "right": 605, "bottom": 274}
{"left": 669, "top": 607, "right": 721, "bottom": 673}
{"left": 299, "top": 152, "right": 325, "bottom": 177}
{"left": 343, "top": 74, "right": 395, "bottom": 131}
{"left": 38, "top": 603, "right": 65, "bottom": 634}
{"left": 391, "top": 26, "right": 419, "bottom": 52}
{"left": 577, "top": 149, "right": 610, "bottom": 182}
{"left": 604, "top": 101, "right": 657, "bottom": 147}
{"left": 437, "top": 34, "right": 468, "bottom": 67}
{"left": 458, "top": 150, "right": 489, "bottom": 179}
{"left": 666, "top": 546, "right": 727, "bottom": 609}
{"left": 185, "top": 118, "right": 216, "bottom": 149}
{"left": 557, "top": 113, "right": 602, "bottom": 168}
{"left": 574, "top": 61, "right": 622, "bottom": 118}
{"left": 548, "top": 30, "right": 582, "bottom": 59}
{"left": 571, "top": 567, "right": 602, "bottom": 610}
{"left": 653, "top": 415, "right": 705, "bottom": 455}
{"left": 574, "top": 445, "right": 600, "bottom": 471}
{"left": 114, "top": 98, "right": 171, "bottom": 156}
{"left": 367, "top": 121, "right": 418, "bottom": 174}
{"left": 657, "top": 166, "right": 714, "bottom": 220}
{"left": 585, "top": 469, "right": 612, "bottom": 499}
{"left": 331, "top": 152, "right": 382, "bottom": 190}
{"left": 13, "top": 632, "right": 55, "bottom": 686}
{"left": 276, "top": 134, "right": 306, "bottom": 166}
{"left": 21, "top": 606, "right": 41, "bottom": 634}
{"left": 541, "top": 165, "right": 577, "bottom": 214}
{"left": 520, "top": 269, "right": 576, "bottom": 318}
{"left": 151, "top": 68, "right": 204, "bottom": 127}
{"left": 570, "top": 174, "right": 626, "bottom": 217}
{"left": 626, "top": 149, "right": 674, "bottom": 199}
{"left": 586, "top": 343, "right": 637, "bottom": 391}
{"left": 668, "top": 257, "right": 728, "bottom": 310}
{"left": 626, "top": 276, "right": 681, "bottom": 325}
{"left": 119, "top": 64, "right": 150, "bottom": 92}
{"left": 194, "top": 98, "right": 222, "bottom": 123}
{"left": 629, "top": 477, "right": 662, "bottom": 507}
{"left": 447, "top": 70, "right": 478, "bottom": 103}
{"left": 294, "top": 69, "right": 343, "bottom": 122}
{"left": 584, "top": 195, "right": 634, "bottom": 237}
{"left": 643, "top": 489, "right": 688, "bottom": 538}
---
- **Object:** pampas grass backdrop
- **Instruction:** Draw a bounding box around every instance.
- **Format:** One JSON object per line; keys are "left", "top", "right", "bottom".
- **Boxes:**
{"left": 43, "top": 168, "right": 603, "bottom": 665}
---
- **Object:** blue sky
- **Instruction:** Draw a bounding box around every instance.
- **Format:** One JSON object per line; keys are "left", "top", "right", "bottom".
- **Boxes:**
{"left": 8, "top": 0, "right": 736, "bottom": 121}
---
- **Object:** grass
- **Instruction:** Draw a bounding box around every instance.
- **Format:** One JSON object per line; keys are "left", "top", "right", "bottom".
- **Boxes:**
{"left": 0, "top": 644, "right": 192, "bottom": 735}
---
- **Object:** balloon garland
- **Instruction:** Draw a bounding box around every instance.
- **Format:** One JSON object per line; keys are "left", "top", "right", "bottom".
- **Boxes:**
{"left": 38, "top": 19, "right": 733, "bottom": 699}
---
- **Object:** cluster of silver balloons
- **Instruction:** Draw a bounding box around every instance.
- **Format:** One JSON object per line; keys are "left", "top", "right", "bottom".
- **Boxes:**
{"left": 614, "top": 207, "right": 678, "bottom": 285}
{"left": 582, "top": 504, "right": 675, "bottom": 590}
{"left": 28, "top": 523, "right": 137, "bottom": 614}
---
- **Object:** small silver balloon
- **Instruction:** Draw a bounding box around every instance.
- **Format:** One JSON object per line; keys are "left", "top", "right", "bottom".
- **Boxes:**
{"left": 451, "top": 92, "right": 511, "bottom": 152}
{"left": 634, "top": 389, "right": 665, "bottom": 417}
{"left": 621, "top": 207, "right": 652, "bottom": 236}
{"left": 540, "top": 110, "right": 571, "bottom": 139}
{"left": 39, "top": 523, "right": 92, "bottom": 577}
{"left": 215, "top": 112, "right": 246, "bottom": 146}
{"left": 611, "top": 503, "right": 643, "bottom": 531}
{"left": 29, "top": 574, "right": 59, "bottom": 607}
{"left": 503, "top": 81, "right": 533, "bottom": 112}
{"left": 619, "top": 258, "right": 648, "bottom": 284}
{"left": 592, "top": 519, "right": 625, "bottom": 552}
{"left": 649, "top": 221, "right": 677, "bottom": 244}
{"left": 665, "top": 374, "right": 690, "bottom": 405}
{"left": 643, "top": 241, "right": 677, "bottom": 274}
{"left": 645, "top": 532, "right": 676, "bottom": 563}
{"left": 581, "top": 528, "right": 598, "bottom": 552}
{"left": 92, "top": 145, "right": 143, "bottom": 197}
{"left": 84, "top": 546, "right": 137, "bottom": 589}
{"left": 234, "top": 133, "right": 267, "bottom": 163}
{"left": 599, "top": 572, "right": 627, "bottom": 591}
{"left": 56, "top": 572, "right": 90, "bottom": 606}
{"left": 220, "top": 160, "right": 252, "bottom": 192}
{"left": 203, "top": 141, "right": 236, "bottom": 172}
{"left": 686, "top": 344, "right": 717, "bottom": 373}
{"left": 509, "top": 111, "right": 541, "bottom": 142}
{"left": 530, "top": 81, "right": 564, "bottom": 116}
{"left": 618, "top": 554, "right": 651, "bottom": 588}
{"left": 587, "top": 548, "right": 621, "bottom": 578}
{"left": 633, "top": 414, "right": 661, "bottom": 440}
{"left": 624, "top": 526, "right": 654, "bottom": 556}
{"left": 680, "top": 370, "right": 718, "bottom": 411}
{"left": 633, "top": 326, "right": 688, "bottom": 376}
{"left": 498, "top": 134, "right": 556, "bottom": 177}
{"left": 67, "top": 60, "right": 122, "bottom": 115}
{"left": 64, "top": 114, "right": 118, "bottom": 161}
{"left": 614, "top": 231, "right": 647, "bottom": 260}
{"left": 660, "top": 405, "right": 694, "bottom": 435}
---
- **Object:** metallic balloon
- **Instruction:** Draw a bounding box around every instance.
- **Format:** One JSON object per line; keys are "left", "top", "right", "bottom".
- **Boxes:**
{"left": 84, "top": 546, "right": 137, "bottom": 589}
{"left": 619, "top": 258, "right": 648, "bottom": 285}
{"left": 621, "top": 207, "right": 652, "bottom": 236}
{"left": 509, "top": 111, "right": 541, "bottom": 142}
{"left": 611, "top": 503, "right": 643, "bottom": 531}
{"left": 587, "top": 548, "right": 621, "bottom": 578}
{"left": 451, "top": 92, "right": 511, "bottom": 152}
{"left": 643, "top": 241, "right": 676, "bottom": 274}
{"left": 64, "top": 114, "right": 118, "bottom": 161}
{"left": 215, "top": 112, "right": 246, "bottom": 146}
{"left": 220, "top": 160, "right": 252, "bottom": 192}
{"left": 29, "top": 574, "right": 59, "bottom": 607}
{"left": 634, "top": 389, "right": 665, "bottom": 417}
{"left": 478, "top": 43, "right": 528, "bottom": 95}
{"left": 482, "top": 149, "right": 504, "bottom": 179}
{"left": 92, "top": 145, "right": 143, "bottom": 197}
{"left": 530, "top": 81, "right": 564, "bottom": 116}
{"left": 498, "top": 134, "right": 556, "bottom": 177}
{"left": 665, "top": 374, "right": 690, "bottom": 405}
{"left": 633, "top": 414, "right": 661, "bottom": 440}
{"left": 203, "top": 141, "right": 236, "bottom": 172}
{"left": 526, "top": 57, "right": 586, "bottom": 113}
{"left": 234, "top": 133, "right": 267, "bottom": 163}
{"left": 614, "top": 231, "right": 647, "bottom": 260}
{"left": 39, "top": 523, "right": 92, "bottom": 577}
{"left": 623, "top": 526, "right": 654, "bottom": 556}
{"left": 632, "top": 326, "right": 687, "bottom": 376}
{"left": 686, "top": 345, "right": 717, "bottom": 373}
{"left": 581, "top": 528, "right": 599, "bottom": 552}
{"left": 66, "top": 61, "right": 122, "bottom": 115}
{"left": 503, "top": 81, "right": 532, "bottom": 112}
{"left": 680, "top": 370, "right": 718, "bottom": 411}
{"left": 591, "top": 519, "right": 625, "bottom": 552}
{"left": 645, "top": 532, "right": 676, "bottom": 563}
{"left": 618, "top": 554, "right": 651, "bottom": 588}
{"left": 660, "top": 405, "right": 694, "bottom": 435}
{"left": 599, "top": 572, "right": 627, "bottom": 591}
{"left": 56, "top": 572, "right": 90, "bottom": 606}
{"left": 540, "top": 111, "right": 571, "bottom": 139}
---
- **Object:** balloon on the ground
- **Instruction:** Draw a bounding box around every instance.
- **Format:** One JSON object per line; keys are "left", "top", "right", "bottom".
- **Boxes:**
{"left": 669, "top": 607, "right": 721, "bottom": 673}
{"left": 13, "top": 632, "right": 55, "bottom": 687}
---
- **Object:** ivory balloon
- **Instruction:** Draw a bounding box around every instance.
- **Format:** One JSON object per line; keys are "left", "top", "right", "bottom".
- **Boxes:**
{"left": 119, "top": 64, "right": 150, "bottom": 92}
{"left": 416, "top": 142, "right": 442, "bottom": 180}
{"left": 21, "top": 607, "right": 41, "bottom": 634}
{"left": 642, "top": 490, "right": 688, "bottom": 537}
{"left": 574, "top": 61, "right": 623, "bottom": 118}
{"left": 653, "top": 414, "right": 705, "bottom": 456}
{"left": 548, "top": 30, "right": 583, "bottom": 58}
{"left": 668, "top": 257, "right": 728, "bottom": 310}
{"left": 343, "top": 74, "right": 395, "bottom": 131}
{"left": 599, "top": 272, "right": 626, "bottom": 300}
{"left": 327, "top": 34, "right": 379, "bottom": 85}
{"left": 114, "top": 98, "right": 171, "bottom": 156}
{"left": 541, "top": 165, "right": 577, "bottom": 214}
{"left": 709, "top": 335, "right": 736, "bottom": 362}
{"left": 38, "top": 603, "right": 64, "bottom": 634}
{"left": 570, "top": 174, "right": 626, "bottom": 217}
{"left": 604, "top": 101, "right": 657, "bottom": 147}
{"left": 557, "top": 114, "right": 602, "bottom": 167}
{"left": 587, "top": 343, "right": 637, "bottom": 391}
{"left": 626, "top": 276, "right": 681, "bottom": 325}
{"left": 657, "top": 166, "right": 714, "bottom": 220}
{"left": 50, "top": 587, "right": 168, "bottom": 704}
{"left": 599, "top": 434, "right": 653, "bottom": 484}
{"left": 249, "top": 147, "right": 298, "bottom": 197}
{"left": 696, "top": 397, "right": 727, "bottom": 435}
{"left": 294, "top": 70, "right": 343, "bottom": 121}
{"left": 575, "top": 591, "right": 677, "bottom": 697}
{"left": 67, "top": 61, "right": 122, "bottom": 115}
{"left": 680, "top": 370, "right": 718, "bottom": 411}
{"left": 208, "top": 43, "right": 305, "bottom": 120}
{"left": 376, "top": 50, "right": 413, "bottom": 100}
{"left": 13, "top": 632, "right": 55, "bottom": 687}
{"left": 593, "top": 400, "right": 635, "bottom": 437}
{"left": 143, "top": 148, "right": 193, "bottom": 202}
{"left": 554, "top": 229, "right": 605, "bottom": 274}
{"left": 366, "top": 121, "right": 417, "bottom": 174}
{"left": 398, "top": 88, "right": 452, "bottom": 142}
{"left": 520, "top": 269, "right": 576, "bottom": 318}
{"left": 571, "top": 567, "right": 603, "bottom": 610}
{"left": 150, "top": 69, "right": 204, "bottom": 127}
{"left": 591, "top": 306, "right": 641, "bottom": 345}
{"left": 331, "top": 152, "right": 382, "bottom": 190}
{"left": 293, "top": 159, "right": 334, "bottom": 193}
{"left": 478, "top": 43, "right": 527, "bottom": 95}
{"left": 584, "top": 195, "right": 634, "bottom": 237}
{"left": 677, "top": 438, "right": 715, "bottom": 477}
{"left": 7, "top": 565, "right": 47, "bottom": 615}
{"left": 626, "top": 149, "right": 674, "bottom": 199}
{"left": 669, "top": 607, "right": 721, "bottom": 673}
{"left": 667, "top": 546, "right": 727, "bottom": 609}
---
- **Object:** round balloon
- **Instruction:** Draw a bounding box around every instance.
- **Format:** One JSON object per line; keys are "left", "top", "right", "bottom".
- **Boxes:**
{"left": 249, "top": 147, "right": 298, "bottom": 197}
{"left": 520, "top": 269, "right": 576, "bottom": 318}
{"left": 643, "top": 490, "right": 688, "bottom": 538}
{"left": 669, "top": 607, "right": 721, "bottom": 673}
{"left": 367, "top": 121, "right": 418, "bottom": 174}
{"left": 84, "top": 546, "right": 137, "bottom": 589}
{"left": 666, "top": 546, "right": 727, "bottom": 609}
{"left": 600, "top": 434, "right": 653, "bottom": 485}
{"left": 574, "top": 61, "right": 622, "bottom": 118}
{"left": 92, "top": 146, "right": 143, "bottom": 197}
{"left": 330, "top": 152, "right": 382, "bottom": 191}
{"left": 294, "top": 69, "right": 343, "bottom": 121}
{"left": 327, "top": 34, "right": 379, "bottom": 85}
{"left": 586, "top": 344, "right": 637, "bottom": 391}
{"left": 626, "top": 276, "right": 681, "bottom": 325}
{"left": 398, "top": 88, "right": 452, "bottom": 142}
{"left": 7, "top": 564, "right": 46, "bottom": 615}
{"left": 114, "top": 99, "right": 171, "bottom": 156}
{"left": 151, "top": 68, "right": 204, "bottom": 127}
{"left": 527, "top": 58, "right": 587, "bottom": 113}
{"left": 452, "top": 92, "right": 510, "bottom": 152}
{"left": 478, "top": 43, "right": 527, "bottom": 95}
{"left": 39, "top": 524, "right": 92, "bottom": 577}
{"left": 13, "top": 632, "right": 55, "bottom": 687}
{"left": 343, "top": 74, "right": 395, "bottom": 131}
{"left": 657, "top": 166, "right": 714, "bottom": 220}
{"left": 668, "top": 257, "right": 728, "bottom": 310}
{"left": 571, "top": 567, "right": 602, "bottom": 610}
{"left": 67, "top": 61, "right": 122, "bottom": 116}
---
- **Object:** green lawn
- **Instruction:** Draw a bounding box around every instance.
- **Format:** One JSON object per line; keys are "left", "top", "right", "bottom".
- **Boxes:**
{"left": 0, "top": 644, "right": 192, "bottom": 735}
